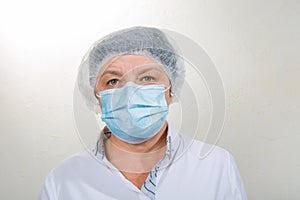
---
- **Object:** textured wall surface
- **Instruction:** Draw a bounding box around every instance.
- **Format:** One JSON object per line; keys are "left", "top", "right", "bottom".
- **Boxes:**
{"left": 0, "top": 0, "right": 299, "bottom": 199}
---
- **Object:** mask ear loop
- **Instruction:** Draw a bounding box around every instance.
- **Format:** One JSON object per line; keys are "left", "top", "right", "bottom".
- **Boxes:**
{"left": 165, "top": 84, "right": 174, "bottom": 97}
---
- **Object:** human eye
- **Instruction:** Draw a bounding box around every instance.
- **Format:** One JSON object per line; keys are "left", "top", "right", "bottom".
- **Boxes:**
{"left": 141, "top": 76, "right": 155, "bottom": 82}
{"left": 107, "top": 79, "right": 119, "bottom": 86}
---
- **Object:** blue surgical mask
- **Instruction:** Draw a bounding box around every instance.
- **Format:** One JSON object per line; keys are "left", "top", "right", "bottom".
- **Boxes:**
{"left": 97, "top": 82, "right": 169, "bottom": 144}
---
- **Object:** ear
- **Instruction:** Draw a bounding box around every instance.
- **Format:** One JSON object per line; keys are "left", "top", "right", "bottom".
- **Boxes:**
{"left": 94, "top": 92, "right": 103, "bottom": 111}
{"left": 165, "top": 87, "right": 172, "bottom": 106}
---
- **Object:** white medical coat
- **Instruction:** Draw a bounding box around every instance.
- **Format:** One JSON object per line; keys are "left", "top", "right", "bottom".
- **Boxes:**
{"left": 39, "top": 128, "right": 247, "bottom": 200}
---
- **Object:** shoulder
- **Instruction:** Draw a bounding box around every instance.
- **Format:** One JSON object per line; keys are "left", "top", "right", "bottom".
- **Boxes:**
{"left": 42, "top": 151, "right": 99, "bottom": 188}
{"left": 171, "top": 134, "right": 243, "bottom": 183}
{"left": 178, "top": 134, "right": 233, "bottom": 165}
{"left": 50, "top": 151, "right": 99, "bottom": 179}
{"left": 38, "top": 151, "right": 124, "bottom": 200}
{"left": 38, "top": 151, "right": 101, "bottom": 199}
{"left": 164, "top": 134, "right": 247, "bottom": 199}
{"left": 168, "top": 126, "right": 233, "bottom": 166}
{"left": 177, "top": 135, "right": 247, "bottom": 199}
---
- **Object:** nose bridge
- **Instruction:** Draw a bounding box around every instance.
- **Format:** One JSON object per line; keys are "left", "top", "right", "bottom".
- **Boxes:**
{"left": 120, "top": 67, "right": 138, "bottom": 85}
{"left": 126, "top": 72, "right": 137, "bottom": 83}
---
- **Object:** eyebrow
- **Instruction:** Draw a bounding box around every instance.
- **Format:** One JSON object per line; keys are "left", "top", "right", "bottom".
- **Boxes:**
{"left": 100, "top": 69, "right": 123, "bottom": 77}
{"left": 137, "top": 66, "right": 162, "bottom": 74}
{"left": 99, "top": 64, "right": 163, "bottom": 79}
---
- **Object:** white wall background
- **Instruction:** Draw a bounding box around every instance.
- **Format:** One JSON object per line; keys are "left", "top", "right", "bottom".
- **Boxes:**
{"left": 0, "top": 0, "right": 299, "bottom": 199}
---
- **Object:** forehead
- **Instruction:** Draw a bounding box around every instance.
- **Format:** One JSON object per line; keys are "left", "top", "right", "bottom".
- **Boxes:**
{"left": 111, "top": 54, "right": 157, "bottom": 66}
{"left": 100, "top": 54, "right": 165, "bottom": 75}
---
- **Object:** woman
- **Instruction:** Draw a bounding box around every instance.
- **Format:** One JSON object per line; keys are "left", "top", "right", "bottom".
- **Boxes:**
{"left": 39, "top": 26, "right": 246, "bottom": 200}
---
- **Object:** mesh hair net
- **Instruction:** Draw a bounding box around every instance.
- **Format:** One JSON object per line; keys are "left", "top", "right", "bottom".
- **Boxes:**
{"left": 77, "top": 26, "right": 185, "bottom": 113}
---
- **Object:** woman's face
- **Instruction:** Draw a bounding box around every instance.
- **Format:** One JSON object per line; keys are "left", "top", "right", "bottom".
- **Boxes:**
{"left": 95, "top": 54, "right": 172, "bottom": 106}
